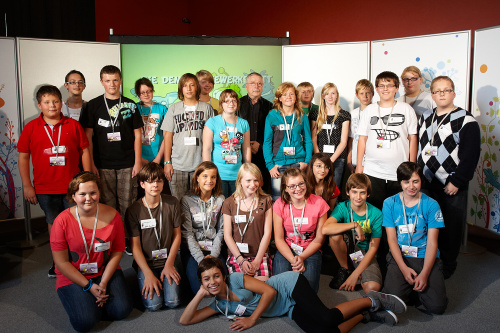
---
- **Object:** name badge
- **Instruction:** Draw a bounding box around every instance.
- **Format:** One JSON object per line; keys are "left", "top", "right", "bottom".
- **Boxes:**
{"left": 199, "top": 240, "right": 213, "bottom": 251}
{"left": 279, "top": 124, "right": 291, "bottom": 130}
{"left": 323, "top": 145, "right": 336, "bottom": 153}
{"left": 234, "top": 304, "right": 247, "bottom": 316}
{"left": 349, "top": 250, "right": 364, "bottom": 263}
{"left": 398, "top": 224, "right": 415, "bottom": 234}
{"left": 52, "top": 146, "right": 67, "bottom": 154}
{"left": 184, "top": 137, "right": 198, "bottom": 146}
{"left": 234, "top": 215, "right": 247, "bottom": 223}
{"left": 107, "top": 132, "right": 121, "bottom": 142}
{"left": 401, "top": 245, "right": 418, "bottom": 258}
{"left": 141, "top": 218, "right": 156, "bottom": 229}
{"left": 376, "top": 138, "right": 390, "bottom": 149}
{"left": 152, "top": 248, "right": 168, "bottom": 259}
{"left": 98, "top": 118, "right": 110, "bottom": 127}
{"left": 94, "top": 241, "right": 110, "bottom": 252}
{"left": 49, "top": 156, "right": 65, "bottom": 166}
{"left": 322, "top": 124, "right": 333, "bottom": 130}
{"left": 80, "top": 262, "right": 98, "bottom": 274}
{"left": 225, "top": 155, "right": 237, "bottom": 164}
{"left": 283, "top": 147, "right": 295, "bottom": 155}
{"left": 192, "top": 213, "right": 204, "bottom": 222}
{"left": 425, "top": 146, "right": 438, "bottom": 156}
{"left": 236, "top": 242, "right": 249, "bottom": 253}
{"left": 293, "top": 217, "right": 308, "bottom": 225}
{"left": 291, "top": 242, "right": 303, "bottom": 255}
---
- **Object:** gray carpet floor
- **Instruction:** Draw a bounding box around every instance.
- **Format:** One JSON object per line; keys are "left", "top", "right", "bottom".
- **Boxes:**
{"left": 1, "top": 241, "right": 499, "bottom": 332}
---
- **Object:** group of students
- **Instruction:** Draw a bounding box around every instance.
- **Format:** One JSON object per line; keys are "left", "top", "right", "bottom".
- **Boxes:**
{"left": 17, "top": 64, "right": 480, "bottom": 332}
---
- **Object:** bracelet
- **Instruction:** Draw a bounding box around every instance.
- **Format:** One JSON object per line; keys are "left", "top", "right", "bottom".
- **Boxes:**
{"left": 235, "top": 254, "right": 242, "bottom": 261}
{"left": 163, "top": 161, "right": 172, "bottom": 165}
{"left": 83, "top": 279, "right": 93, "bottom": 291}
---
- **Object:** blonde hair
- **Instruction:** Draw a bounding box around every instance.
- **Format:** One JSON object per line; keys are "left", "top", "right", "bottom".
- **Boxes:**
{"left": 401, "top": 66, "right": 422, "bottom": 79}
{"left": 272, "top": 82, "right": 304, "bottom": 123}
{"left": 430, "top": 76, "right": 455, "bottom": 93}
{"left": 196, "top": 70, "right": 215, "bottom": 85}
{"left": 355, "top": 79, "right": 374, "bottom": 95}
{"left": 233, "top": 163, "right": 269, "bottom": 200}
{"left": 317, "top": 83, "right": 340, "bottom": 132}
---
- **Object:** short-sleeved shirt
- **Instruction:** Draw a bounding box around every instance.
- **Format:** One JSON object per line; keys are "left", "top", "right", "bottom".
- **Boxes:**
{"left": 208, "top": 271, "right": 299, "bottom": 318}
{"left": 382, "top": 193, "right": 444, "bottom": 258}
{"left": 80, "top": 94, "right": 142, "bottom": 169}
{"left": 50, "top": 208, "right": 125, "bottom": 289}
{"left": 330, "top": 201, "right": 383, "bottom": 251}
{"left": 17, "top": 113, "right": 89, "bottom": 194}
{"left": 349, "top": 106, "right": 371, "bottom": 166}
{"left": 137, "top": 103, "right": 167, "bottom": 162}
{"left": 124, "top": 194, "right": 183, "bottom": 269}
{"left": 309, "top": 109, "right": 351, "bottom": 159}
{"left": 273, "top": 194, "right": 329, "bottom": 250}
{"left": 396, "top": 91, "right": 435, "bottom": 119}
{"left": 221, "top": 195, "right": 273, "bottom": 257}
{"left": 205, "top": 115, "right": 250, "bottom": 181}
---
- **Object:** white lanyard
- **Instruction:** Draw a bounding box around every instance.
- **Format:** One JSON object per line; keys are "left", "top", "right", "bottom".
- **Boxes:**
{"left": 215, "top": 286, "right": 233, "bottom": 319}
{"left": 282, "top": 112, "right": 295, "bottom": 146}
{"left": 75, "top": 205, "right": 99, "bottom": 263}
{"left": 350, "top": 203, "right": 368, "bottom": 247}
{"left": 140, "top": 103, "right": 154, "bottom": 142}
{"left": 183, "top": 102, "right": 198, "bottom": 137}
{"left": 236, "top": 197, "right": 255, "bottom": 242}
{"left": 103, "top": 95, "right": 122, "bottom": 133}
{"left": 325, "top": 110, "right": 337, "bottom": 145}
{"left": 200, "top": 197, "right": 214, "bottom": 235}
{"left": 401, "top": 193, "right": 421, "bottom": 246}
{"left": 404, "top": 90, "right": 422, "bottom": 107}
{"left": 143, "top": 197, "right": 163, "bottom": 249}
{"left": 43, "top": 123, "right": 62, "bottom": 158}
{"left": 222, "top": 115, "right": 238, "bottom": 153}
{"left": 289, "top": 201, "right": 306, "bottom": 242}
{"left": 377, "top": 101, "right": 396, "bottom": 140}
{"left": 429, "top": 107, "right": 454, "bottom": 146}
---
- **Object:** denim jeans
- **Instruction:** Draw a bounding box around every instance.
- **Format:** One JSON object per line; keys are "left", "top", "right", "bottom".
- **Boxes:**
{"left": 37, "top": 194, "right": 71, "bottom": 224}
{"left": 222, "top": 180, "right": 237, "bottom": 198}
{"left": 137, "top": 266, "right": 180, "bottom": 311}
{"left": 56, "top": 269, "right": 132, "bottom": 332}
{"left": 271, "top": 163, "right": 301, "bottom": 201}
{"left": 273, "top": 250, "right": 322, "bottom": 293}
{"left": 331, "top": 158, "right": 346, "bottom": 190}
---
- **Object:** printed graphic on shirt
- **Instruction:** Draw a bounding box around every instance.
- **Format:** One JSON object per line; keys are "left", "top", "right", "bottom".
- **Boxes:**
{"left": 142, "top": 114, "right": 160, "bottom": 143}
{"left": 173, "top": 111, "right": 206, "bottom": 133}
{"left": 219, "top": 129, "right": 244, "bottom": 162}
{"left": 108, "top": 102, "right": 137, "bottom": 119}
{"left": 369, "top": 113, "right": 405, "bottom": 142}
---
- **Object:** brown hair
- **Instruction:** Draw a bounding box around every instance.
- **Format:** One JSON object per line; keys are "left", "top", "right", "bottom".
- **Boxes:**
{"left": 375, "top": 71, "right": 400, "bottom": 88}
{"left": 134, "top": 77, "right": 154, "bottom": 101}
{"left": 280, "top": 167, "right": 311, "bottom": 204}
{"left": 345, "top": 173, "right": 372, "bottom": 197}
{"left": 233, "top": 163, "right": 269, "bottom": 201}
{"left": 178, "top": 73, "right": 201, "bottom": 101}
{"left": 138, "top": 162, "right": 166, "bottom": 183}
{"left": 190, "top": 162, "right": 222, "bottom": 197}
{"left": 36, "top": 85, "right": 62, "bottom": 103}
{"left": 66, "top": 171, "right": 102, "bottom": 203}
{"left": 397, "top": 161, "right": 423, "bottom": 184}
{"left": 197, "top": 257, "right": 226, "bottom": 281}
{"left": 100, "top": 65, "right": 122, "bottom": 80}
{"left": 306, "top": 153, "right": 337, "bottom": 203}
{"left": 272, "top": 82, "right": 304, "bottom": 123}
{"left": 218, "top": 89, "right": 240, "bottom": 112}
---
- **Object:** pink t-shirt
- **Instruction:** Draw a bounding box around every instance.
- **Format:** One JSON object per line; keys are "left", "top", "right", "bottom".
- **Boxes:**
{"left": 273, "top": 194, "right": 329, "bottom": 250}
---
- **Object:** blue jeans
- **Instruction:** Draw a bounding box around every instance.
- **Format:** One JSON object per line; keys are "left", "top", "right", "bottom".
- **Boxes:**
{"left": 331, "top": 158, "right": 345, "bottom": 190}
{"left": 273, "top": 250, "right": 322, "bottom": 293}
{"left": 37, "top": 194, "right": 71, "bottom": 224}
{"left": 137, "top": 266, "right": 180, "bottom": 311}
{"left": 271, "top": 163, "right": 300, "bottom": 201}
{"left": 222, "top": 180, "right": 237, "bottom": 198}
{"left": 57, "top": 269, "right": 132, "bottom": 332}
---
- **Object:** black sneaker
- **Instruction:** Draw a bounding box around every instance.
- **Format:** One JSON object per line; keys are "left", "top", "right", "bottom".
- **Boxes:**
{"left": 48, "top": 264, "right": 56, "bottom": 278}
{"left": 329, "top": 267, "right": 352, "bottom": 289}
{"left": 124, "top": 245, "right": 133, "bottom": 256}
{"left": 369, "top": 310, "right": 398, "bottom": 325}
{"left": 367, "top": 290, "right": 407, "bottom": 313}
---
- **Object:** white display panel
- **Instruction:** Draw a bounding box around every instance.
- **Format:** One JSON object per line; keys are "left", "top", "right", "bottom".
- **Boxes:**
{"left": 371, "top": 31, "right": 471, "bottom": 109}
{"left": 282, "top": 42, "right": 370, "bottom": 111}
{"left": 469, "top": 25, "right": 500, "bottom": 232}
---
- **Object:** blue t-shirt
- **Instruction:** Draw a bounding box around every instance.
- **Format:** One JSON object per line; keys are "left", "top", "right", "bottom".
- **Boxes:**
{"left": 208, "top": 271, "right": 299, "bottom": 319}
{"left": 382, "top": 193, "right": 444, "bottom": 258}
{"left": 330, "top": 201, "right": 383, "bottom": 251}
{"left": 206, "top": 115, "right": 249, "bottom": 181}
{"left": 137, "top": 103, "right": 167, "bottom": 161}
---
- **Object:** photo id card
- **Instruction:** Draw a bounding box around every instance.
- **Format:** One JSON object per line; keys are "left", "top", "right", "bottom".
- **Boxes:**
{"left": 291, "top": 242, "right": 303, "bottom": 255}
{"left": 49, "top": 156, "right": 65, "bottom": 166}
{"left": 80, "top": 262, "right": 98, "bottom": 274}
{"left": 184, "top": 137, "right": 198, "bottom": 146}
{"left": 425, "top": 146, "right": 438, "bottom": 156}
{"left": 349, "top": 250, "right": 364, "bottom": 263}
{"left": 225, "top": 155, "right": 237, "bottom": 164}
{"left": 398, "top": 224, "right": 415, "bottom": 234}
{"left": 107, "top": 132, "right": 121, "bottom": 142}
{"left": 236, "top": 242, "right": 249, "bottom": 253}
{"left": 198, "top": 240, "right": 213, "bottom": 251}
{"left": 234, "top": 304, "right": 247, "bottom": 316}
{"left": 401, "top": 245, "right": 418, "bottom": 258}
{"left": 376, "top": 139, "right": 390, "bottom": 149}
{"left": 152, "top": 248, "right": 168, "bottom": 259}
{"left": 283, "top": 147, "right": 295, "bottom": 155}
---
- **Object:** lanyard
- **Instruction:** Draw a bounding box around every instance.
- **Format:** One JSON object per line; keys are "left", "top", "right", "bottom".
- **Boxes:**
{"left": 325, "top": 110, "right": 337, "bottom": 145}
{"left": 404, "top": 90, "right": 422, "bottom": 107}
{"left": 140, "top": 103, "right": 154, "bottom": 143}
{"left": 215, "top": 286, "right": 234, "bottom": 319}
{"left": 236, "top": 197, "right": 255, "bottom": 242}
{"left": 75, "top": 205, "right": 99, "bottom": 263}
{"left": 222, "top": 115, "right": 239, "bottom": 153}
{"left": 429, "top": 107, "right": 454, "bottom": 146}
{"left": 43, "top": 123, "right": 62, "bottom": 159}
{"left": 143, "top": 197, "right": 163, "bottom": 249}
{"left": 183, "top": 102, "right": 198, "bottom": 137}
{"left": 103, "top": 95, "right": 122, "bottom": 133}
{"left": 350, "top": 203, "right": 368, "bottom": 247}
{"left": 377, "top": 101, "right": 396, "bottom": 140}
{"left": 401, "top": 193, "right": 421, "bottom": 246}
{"left": 282, "top": 112, "right": 295, "bottom": 146}
{"left": 289, "top": 201, "right": 306, "bottom": 243}
{"left": 200, "top": 197, "right": 214, "bottom": 235}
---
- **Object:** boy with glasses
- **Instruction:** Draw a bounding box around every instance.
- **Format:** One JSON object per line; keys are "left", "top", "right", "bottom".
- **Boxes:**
{"left": 417, "top": 76, "right": 480, "bottom": 279}
{"left": 396, "top": 66, "right": 435, "bottom": 119}
{"left": 63, "top": 70, "right": 87, "bottom": 121}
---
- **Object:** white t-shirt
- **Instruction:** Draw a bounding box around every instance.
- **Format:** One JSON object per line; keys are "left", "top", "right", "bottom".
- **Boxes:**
{"left": 396, "top": 91, "right": 435, "bottom": 119}
{"left": 62, "top": 102, "right": 82, "bottom": 121}
{"left": 357, "top": 101, "right": 417, "bottom": 181}
{"left": 349, "top": 107, "right": 362, "bottom": 166}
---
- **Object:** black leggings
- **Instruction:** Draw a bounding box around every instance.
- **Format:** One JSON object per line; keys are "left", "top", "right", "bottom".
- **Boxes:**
{"left": 291, "top": 274, "right": 344, "bottom": 333}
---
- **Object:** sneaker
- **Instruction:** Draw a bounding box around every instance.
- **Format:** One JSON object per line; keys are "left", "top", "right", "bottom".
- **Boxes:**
{"left": 329, "top": 267, "right": 352, "bottom": 289}
{"left": 367, "top": 290, "right": 407, "bottom": 313}
{"left": 48, "top": 264, "right": 56, "bottom": 278}
{"left": 369, "top": 310, "right": 398, "bottom": 326}
{"left": 124, "top": 245, "right": 133, "bottom": 256}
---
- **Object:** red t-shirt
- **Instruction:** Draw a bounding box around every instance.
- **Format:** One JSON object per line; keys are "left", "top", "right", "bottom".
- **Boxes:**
{"left": 273, "top": 194, "right": 329, "bottom": 250}
{"left": 50, "top": 208, "right": 125, "bottom": 289}
{"left": 17, "top": 113, "right": 89, "bottom": 194}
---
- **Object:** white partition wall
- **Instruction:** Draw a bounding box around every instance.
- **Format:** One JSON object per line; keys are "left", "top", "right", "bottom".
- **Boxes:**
{"left": 469, "top": 25, "right": 500, "bottom": 232}
{"left": 282, "top": 42, "right": 370, "bottom": 111}
{"left": 0, "top": 37, "right": 23, "bottom": 218}
{"left": 371, "top": 31, "right": 471, "bottom": 109}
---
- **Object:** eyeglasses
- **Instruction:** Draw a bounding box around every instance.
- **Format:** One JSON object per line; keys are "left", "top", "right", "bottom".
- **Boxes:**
{"left": 313, "top": 164, "right": 330, "bottom": 170}
{"left": 223, "top": 99, "right": 237, "bottom": 104}
{"left": 140, "top": 90, "right": 153, "bottom": 96}
{"left": 377, "top": 84, "right": 396, "bottom": 89}
{"left": 145, "top": 179, "right": 164, "bottom": 184}
{"left": 402, "top": 77, "right": 420, "bottom": 84}
{"left": 66, "top": 81, "right": 85, "bottom": 86}
{"left": 432, "top": 89, "right": 454, "bottom": 95}
{"left": 247, "top": 82, "right": 263, "bottom": 87}
{"left": 286, "top": 182, "right": 306, "bottom": 190}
